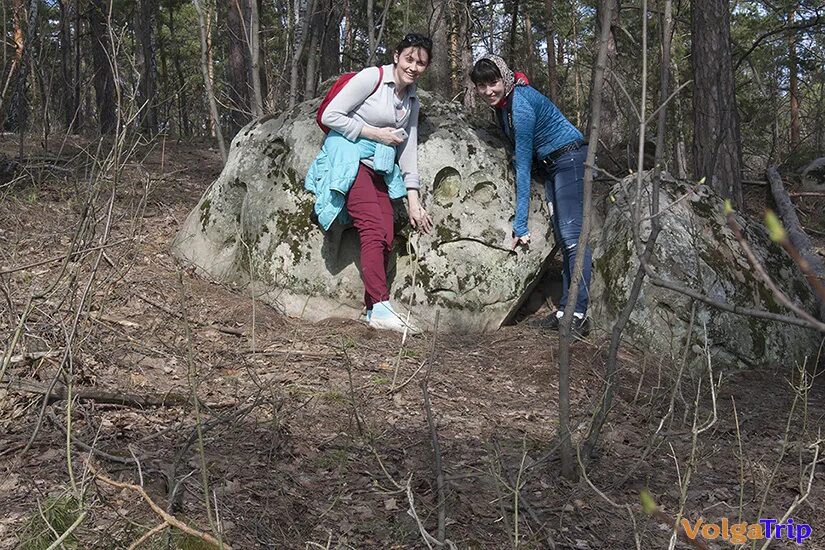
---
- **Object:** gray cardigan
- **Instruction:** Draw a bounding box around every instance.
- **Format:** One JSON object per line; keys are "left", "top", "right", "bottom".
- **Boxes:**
{"left": 320, "top": 64, "right": 421, "bottom": 190}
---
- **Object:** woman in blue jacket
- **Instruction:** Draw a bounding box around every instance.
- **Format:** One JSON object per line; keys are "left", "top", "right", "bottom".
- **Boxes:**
{"left": 471, "top": 54, "right": 591, "bottom": 335}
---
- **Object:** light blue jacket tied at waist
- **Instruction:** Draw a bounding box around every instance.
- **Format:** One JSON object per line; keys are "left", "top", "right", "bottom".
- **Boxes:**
{"left": 304, "top": 132, "right": 406, "bottom": 230}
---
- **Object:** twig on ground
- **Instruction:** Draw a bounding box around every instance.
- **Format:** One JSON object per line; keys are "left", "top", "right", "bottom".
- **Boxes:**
{"left": 177, "top": 268, "right": 224, "bottom": 548}
{"left": 758, "top": 436, "right": 821, "bottom": 550}
{"left": 47, "top": 409, "right": 141, "bottom": 464}
{"left": 4, "top": 375, "right": 237, "bottom": 409}
{"left": 43, "top": 509, "right": 88, "bottom": 550}
{"left": 127, "top": 522, "right": 168, "bottom": 550}
{"left": 491, "top": 437, "right": 556, "bottom": 549}
{"left": 340, "top": 341, "right": 364, "bottom": 437}
{"left": 0, "top": 238, "right": 130, "bottom": 275}
{"left": 420, "top": 376, "right": 447, "bottom": 544}
{"left": 392, "top": 311, "right": 439, "bottom": 394}
{"left": 404, "top": 474, "right": 457, "bottom": 550}
{"left": 576, "top": 444, "right": 641, "bottom": 550}
{"left": 92, "top": 465, "right": 228, "bottom": 549}
{"left": 135, "top": 291, "right": 245, "bottom": 336}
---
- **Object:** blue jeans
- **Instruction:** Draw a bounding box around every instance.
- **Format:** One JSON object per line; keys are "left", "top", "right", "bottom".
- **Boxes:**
{"left": 543, "top": 145, "right": 592, "bottom": 315}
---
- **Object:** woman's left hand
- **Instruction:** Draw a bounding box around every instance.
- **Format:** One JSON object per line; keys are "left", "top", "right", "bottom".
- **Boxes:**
{"left": 511, "top": 234, "right": 531, "bottom": 250}
{"left": 407, "top": 200, "right": 433, "bottom": 234}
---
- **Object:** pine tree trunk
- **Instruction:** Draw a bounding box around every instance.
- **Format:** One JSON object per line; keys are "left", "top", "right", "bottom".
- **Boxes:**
{"left": 156, "top": 6, "right": 169, "bottom": 128}
{"left": 249, "top": 0, "right": 264, "bottom": 117}
{"left": 6, "top": 0, "right": 39, "bottom": 132}
{"left": 288, "top": 0, "right": 316, "bottom": 109}
{"left": 88, "top": 0, "right": 116, "bottom": 133}
{"left": 429, "top": 0, "right": 451, "bottom": 98}
{"left": 507, "top": 0, "right": 519, "bottom": 62}
{"left": 227, "top": 0, "right": 249, "bottom": 136}
{"left": 193, "top": 0, "right": 225, "bottom": 161}
{"left": 595, "top": 0, "right": 620, "bottom": 150}
{"left": 168, "top": 0, "right": 190, "bottom": 135}
{"left": 366, "top": 0, "right": 375, "bottom": 62}
{"left": 58, "top": 0, "right": 76, "bottom": 132}
{"left": 525, "top": 12, "right": 536, "bottom": 79}
{"left": 343, "top": 0, "right": 352, "bottom": 71}
{"left": 318, "top": 0, "right": 341, "bottom": 82}
{"left": 458, "top": 0, "right": 475, "bottom": 109}
{"left": 691, "top": 0, "right": 743, "bottom": 206}
{"left": 544, "top": 0, "right": 558, "bottom": 102}
{"left": 136, "top": 0, "right": 159, "bottom": 134}
{"left": 73, "top": 0, "right": 81, "bottom": 129}
{"left": 788, "top": 3, "right": 800, "bottom": 149}
{"left": 303, "top": 9, "right": 321, "bottom": 99}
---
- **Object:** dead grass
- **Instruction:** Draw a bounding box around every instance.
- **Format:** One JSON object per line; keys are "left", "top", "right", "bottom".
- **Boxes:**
{"left": 1, "top": 138, "right": 823, "bottom": 549}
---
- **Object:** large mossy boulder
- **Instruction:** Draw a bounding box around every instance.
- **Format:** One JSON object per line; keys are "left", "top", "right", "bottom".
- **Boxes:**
{"left": 590, "top": 173, "right": 822, "bottom": 368}
{"left": 171, "top": 91, "right": 555, "bottom": 331}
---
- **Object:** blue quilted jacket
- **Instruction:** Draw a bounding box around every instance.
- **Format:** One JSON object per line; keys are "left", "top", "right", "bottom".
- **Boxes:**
{"left": 304, "top": 132, "right": 405, "bottom": 230}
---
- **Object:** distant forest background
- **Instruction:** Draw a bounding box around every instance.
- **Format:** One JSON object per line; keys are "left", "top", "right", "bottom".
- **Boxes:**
{"left": 1, "top": 0, "right": 823, "bottom": 194}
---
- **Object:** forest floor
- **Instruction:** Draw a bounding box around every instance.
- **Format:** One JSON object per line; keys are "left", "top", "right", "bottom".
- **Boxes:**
{"left": 1, "top": 137, "right": 824, "bottom": 549}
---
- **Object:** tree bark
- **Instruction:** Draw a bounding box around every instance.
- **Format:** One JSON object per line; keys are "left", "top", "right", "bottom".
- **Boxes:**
{"left": 595, "top": 0, "right": 620, "bottom": 153}
{"left": 544, "top": 0, "right": 558, "bottom": 102}
{"left": 288, "top": 0, "right": 315, "bottom": 109}
{"left": 227, "top": 0, "right": 249, "bottom": 136}
{"left": 343, "top": 0, "right": 352, "bottom": 71}
{"left": 88, "top": 0, "right": 116, "bottom": 133}
{"left": 6, "top": 0, "right": 39, "bottom": 132}
{"left": 156, "top": 5, "right": 170, "bottom": 127}
{"left": 366, "top": 0, "right": 375, "bottom": 62}
{"left": 136, "top": 0, "right": 159, "bottom": 134}
{"left": 303, "top": 7, "right": 321, "bottom": 99}
{"left": 523, "top": 11, "right": 535, "bottom": 82}
{"left": 428, "top": 0, "right": 451, "bottom": 98}
{"left": 458, "top": 0, "right": 475, "bottom": 109}
{"left": 558, "top": 0, "right": 616, "bottom": 480}
{"left": 318, "top": 0, "right": 341, "bottom": 82}
{"left": 58, "top": 0, "right": 76, "bottom": 132}
{"left": 249, "top": 0, "right": 264, "bottom": 117}
{"left": 193, "top": 0, "right": 226, "bottom": 161}
{"left": 507, "top": 0, "right": 519, "bottom": 62}
{"left": 691, "top": 0, "right": 743, "bottom": 207}
{"left": 168, "top": 0, "right": 190, "bottom": 135}
{"left": 788, "top": 3, "right": 800, "bottom": 149}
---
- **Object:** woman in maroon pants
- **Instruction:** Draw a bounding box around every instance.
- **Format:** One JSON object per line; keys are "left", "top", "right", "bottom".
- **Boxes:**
{"left": 312, "top": 34, "right": 434, "bottom": 334}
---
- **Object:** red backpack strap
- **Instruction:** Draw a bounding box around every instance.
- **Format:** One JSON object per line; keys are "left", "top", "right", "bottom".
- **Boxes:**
{"left": 371, "top": 66, "right": 384, "bottom": 97}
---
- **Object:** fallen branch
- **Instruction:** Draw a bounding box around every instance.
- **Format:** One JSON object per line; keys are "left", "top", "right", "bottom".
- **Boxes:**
{"left": 92, "top": 465, "right": 228, "bottom": 549}
{"left": 725, "top": 211, "right": 825, "bottom": 332}
{"left": 405, "top": 474, "right": 457, "bottom": 550}
{"left": 0, "top": 350, "right": 62, "bottom": 365}
{"left": 135, "top": 292, "right": 245, "bottom": 336}
{"left": 421, "top": 378, "right": 447, "bottom": 544}
{"left": 0, "top": 238, "right": 130, "bottom": 275}
{"left": 4, "top": 375, "right": 237, "bottom": 409}
{"left": 491, "top": 437, "right": 556, "bottom": 549}
{"left": 767, "top": 166, "right": 825, "bottom": 317}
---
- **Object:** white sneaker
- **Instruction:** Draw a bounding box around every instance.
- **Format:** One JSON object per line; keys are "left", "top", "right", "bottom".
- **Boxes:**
{"left": 368, "top": 301, "right": 421, "bottom": 335}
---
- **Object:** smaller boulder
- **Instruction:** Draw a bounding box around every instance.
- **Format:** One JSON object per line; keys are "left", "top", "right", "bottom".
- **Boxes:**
{"left": 590, "top": 172, "right": 821, "bottom": 369}
{"left": 801, "top": 157, "right": 825, "bottom": 192}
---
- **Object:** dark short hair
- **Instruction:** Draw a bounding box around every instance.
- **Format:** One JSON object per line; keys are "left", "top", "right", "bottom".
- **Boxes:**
{"left": 394, "top": 33, "right": 433, "bottom": 65}
{"left": 470, "top": 59, "right": 502, "bottom": 85}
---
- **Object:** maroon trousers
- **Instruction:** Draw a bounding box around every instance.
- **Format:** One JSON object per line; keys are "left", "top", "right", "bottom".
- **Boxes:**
{"left": 345, "top": 165, "right": 394, "bottom": 309}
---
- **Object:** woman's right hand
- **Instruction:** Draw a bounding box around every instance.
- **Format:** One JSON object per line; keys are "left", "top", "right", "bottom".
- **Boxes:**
{"left": 362, "top": 126, "right": 405, "bottom": 146}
